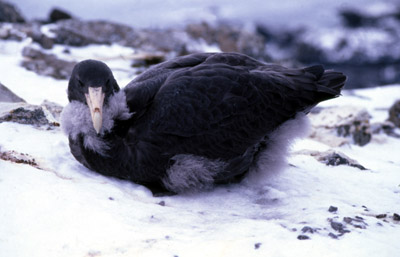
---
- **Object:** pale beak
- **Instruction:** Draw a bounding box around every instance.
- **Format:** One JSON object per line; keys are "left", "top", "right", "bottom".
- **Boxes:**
{"left": 85, "top": 87, "right": 105, "bottom": 134}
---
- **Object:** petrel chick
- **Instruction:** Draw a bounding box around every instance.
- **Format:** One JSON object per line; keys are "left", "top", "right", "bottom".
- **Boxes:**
{"left": 61, "top": 52, "right": 346, "bottom": 193}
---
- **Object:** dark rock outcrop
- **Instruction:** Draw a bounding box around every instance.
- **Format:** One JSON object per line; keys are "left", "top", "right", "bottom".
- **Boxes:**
{"left": 371, "top": 121, "right": 400, "bottom": 138}
{"left": 2, "top": 1, "right": 399, "bottom": 89}
{"left": 309, "top": 106, "right": 372, "bottom": 146}
{"left": 0, "top": 82, "right": 25, "bottom": 103}
{"left": 318, "top": 151, "right": 367, "bottom": 170}
{"left": 21, "top": 46, "right": 76, "bottom": 79}
{"left": 0, "top": 0, "right": 25, "bottom": 23}
{"left": 0, "top": 101, "right": 62, "bottom": 127}
{"left": 186, "top": 22, "right": 268, "bottom": 60}
{"left": 0, "top": 149, "right": 42, "bottom": 169}
{"left": 41, "top": 100, "right": 63, "bottom": 122}
{"left": 49, "top": 8, "right": 73, "bottom": 23}
{"left": 256, "top": 4, "right": 400, "bottom": 89}
{"left": 339, "top": 8, "right": 378, "bottom": 28}
{"left": 298, "top": 149, "right": 367, "bottom": 170}
{"left": 51, "top": 19, "right": 133, "bottom": 47}
{"left": 388, "top": 100, "right": 400, "bottom": 128}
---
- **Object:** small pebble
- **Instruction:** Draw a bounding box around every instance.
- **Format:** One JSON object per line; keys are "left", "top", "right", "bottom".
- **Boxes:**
{"left": 376, "top": 214, "right": 387, "bottom": 219}
{"left": 343, "top": 217, "right": 353, "bottom": 223}
{"left": 330, "top": 221, "right": 343, "bottom": 231}
{"left": 254, "top": 243, "right": 262, "bottom": 249}
{"left": 297, "top": 235, "right": 310, "bottom": 240}
{"left": 328, "top": 206, "right": 338, "bottom": 212}
{"left": 158, "top": 201, "right": 166, "bottom": 206}
{"left": 301, "top": 226, "right": 315, "bottom": 234}
{"left": 328, "top": 233, "right": 338, "bottom": 239}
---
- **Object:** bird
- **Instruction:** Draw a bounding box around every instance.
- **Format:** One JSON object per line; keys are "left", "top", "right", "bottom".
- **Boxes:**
{"left": 61, "top": 52, "right": 346, "bottom": 194}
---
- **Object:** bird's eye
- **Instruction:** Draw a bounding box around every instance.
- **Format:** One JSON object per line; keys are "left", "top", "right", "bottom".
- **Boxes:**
{"left": 78, "top": 79, "right": 84, "bottom": 87}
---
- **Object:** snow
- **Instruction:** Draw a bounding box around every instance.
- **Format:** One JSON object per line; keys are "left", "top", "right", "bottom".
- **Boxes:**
{"left": 307, "top": 26, "right": 400, "bottom": 63}
{"left": 1, "top": 39, "right": 400, "bottom": 257}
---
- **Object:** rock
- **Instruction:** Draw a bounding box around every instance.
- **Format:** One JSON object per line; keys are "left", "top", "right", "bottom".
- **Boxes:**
{"left": 0, "top": 22, "right": 52, "bottom": 46}
{"left": 339, "top": 124, "right": 371, "bottom": 147}
{"left": 339, "top": 8, "right": 377, "bottom": 28}
{"left": 0, "top": 22, "right": 26, "bottom": 41}
{"left": 256, "top": 4, "right": 400, "bottom": 88}
{"left": 49, "top": 8, "right": 72, "bottom": 23}
{"left": 0, "top": 149, "right": 41, "bottom": 169}
{"left": 371, "top": 121, "right": 400, "bottom": 138}
{"left": 376, "top": 214, "right": 387, "bottom": 219}
{"left": 131, "top": 53, "right": 166, "bottom": 68}
{"left": 50, "top": 19, "right": 190, "bottom": 56}
{"left": 309, "top": 106, "right": 372, "bottom": 146}
{"left": 254, "top": 243, "right": 262, "bottom": 249}
{"left": 330, "top": 221, "right": 342, "bottom": 231}
{"left": 0, "top": 0, "right": 25, "bottom": 23}
{"left": 343, "top": 216, "right": 367, "bottom": 229}
{"left": 0, "top": 82, "right": 25, "bottom": 103}
{"left": 0, "top": 102, "right": 60, "bottom": 127}
{"left": 24, "top": 22, "right": 55, "bottom": 49}
{"left": 296, "top": 150, "right": 367, "bottom": 170}
{"left": 186, "top": 22, "right": 268, "bottom": 60}
{"left": 0, "top": 16, "right": 266, "bottom": 69}
{"left": 328, "top": 206, "right": 338, "bottom": 213}
{"left": 330, "top": 221, "right": 350, "bottom": 234}
{"left": 51, "top": 19, "right": 130, "bottom": 46}
{"left": 0, "top": 21, "right": 55, "bottom": 48}
{"left": 301, "top": 226, "right": 317, "bottom": 234}
{"left": 319, "top": 151, "right": 367, "bottom": 170}
{"left": 21, "top": 46, "right": 76, "bottom": 79}
{"left": 328, "top": 233, "right": 338, "bottom": 239}
{"left": 297, "top": 235, "right": 310, "bottom": 240}
{"left": 388, "top": 100, "right": 400, "bottom": 128}
{"left": 0, "top": 103, "right": 48, "bottom": 125}
{"left": 131, "top": 28, "right": 189, "bottom": 55}
{"left": 393, "top": 213, "right": 400, "bottom": 221}
{"left": 41, "top": 100, "right": 63, "bottom": 122}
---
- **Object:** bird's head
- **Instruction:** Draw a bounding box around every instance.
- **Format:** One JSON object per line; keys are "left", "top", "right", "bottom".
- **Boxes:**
{"left": 68, "top": 60, "right": 120, "bottom": 134}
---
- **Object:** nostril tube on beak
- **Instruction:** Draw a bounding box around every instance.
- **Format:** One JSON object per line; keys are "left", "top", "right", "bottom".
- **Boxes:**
{"left": 85, "top": 87, "right": 105, "bottom": 134}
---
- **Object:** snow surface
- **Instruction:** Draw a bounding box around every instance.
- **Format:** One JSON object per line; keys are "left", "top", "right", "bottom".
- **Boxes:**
{"left": 1, "top": 40, "right": 400, "bottom": 257}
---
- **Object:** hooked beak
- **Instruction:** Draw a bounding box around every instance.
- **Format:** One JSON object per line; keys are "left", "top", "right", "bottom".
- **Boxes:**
{"left": 85, "top": 87, "right": 105, "bottom": 134}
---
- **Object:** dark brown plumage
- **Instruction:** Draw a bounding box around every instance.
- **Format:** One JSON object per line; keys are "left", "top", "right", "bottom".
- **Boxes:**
{"left": 61, "top": 52, "right": 346, "bottom": 193}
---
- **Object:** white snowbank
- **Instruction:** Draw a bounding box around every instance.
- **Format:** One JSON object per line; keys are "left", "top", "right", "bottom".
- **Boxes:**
{"left": 0, "top": 39, "right": 399, "bottom": 257}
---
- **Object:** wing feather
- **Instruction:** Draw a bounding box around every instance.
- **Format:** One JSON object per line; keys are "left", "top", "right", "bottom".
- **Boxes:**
{"left": 121, "top": 53, "right": 345, "bottom": 159}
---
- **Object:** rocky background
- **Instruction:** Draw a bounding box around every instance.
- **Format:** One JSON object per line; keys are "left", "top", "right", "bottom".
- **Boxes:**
{"left": 1, "top": 0, "right": 400, "bottom": 87}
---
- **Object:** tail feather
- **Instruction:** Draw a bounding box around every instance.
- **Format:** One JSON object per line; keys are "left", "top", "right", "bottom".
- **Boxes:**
{"left": 304, "top": 65, "right": 346, "bottom": 98}
{"left": 298, "top": 65, "right": 346, "bottom": 114}
{"left": 304, "top": 65, "right": 324, "bottom": 80}
{"left": 318, "top": 70, "right": 346, "bottom": 96}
